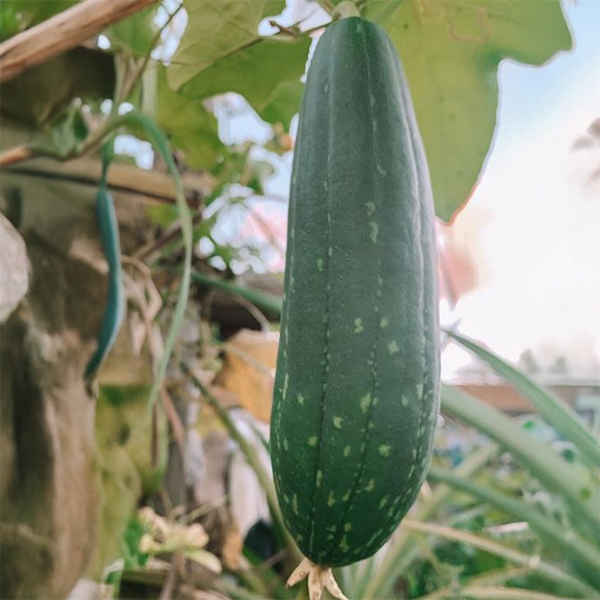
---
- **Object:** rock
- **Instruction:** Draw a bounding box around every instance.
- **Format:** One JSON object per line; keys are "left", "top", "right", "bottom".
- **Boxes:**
{"left": 0, "top": 212, "right": 29, "bottom": 323}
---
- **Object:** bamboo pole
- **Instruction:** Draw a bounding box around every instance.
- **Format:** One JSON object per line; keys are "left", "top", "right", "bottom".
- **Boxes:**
{"left": 0, "top": 0, "right": 157, "bottom": 83}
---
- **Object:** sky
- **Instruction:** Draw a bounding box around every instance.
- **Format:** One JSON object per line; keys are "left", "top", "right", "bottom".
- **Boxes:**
{"left": 439, "top": 0, "right": 600, "bottom": 379}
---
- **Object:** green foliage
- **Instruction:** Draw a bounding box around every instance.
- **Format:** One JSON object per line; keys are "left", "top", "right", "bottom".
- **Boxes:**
{"left": 168, "top": 0, "right": 286, "bottom": 89}
{"left": 175, "top": 38, "right": 311, "bottom": 115}
{"left": 258, "top": 80, "right": 304, "bottom": 132}
{"left": 365, "top": 0, "right": 572, "bottom": 221}
{"left": 448, "top": 331, "right": 600, "bottom": 468}
{"left": 440, "top": 385, "right": 600, "bottom": 535}
{"left": 155, "top": 66, "right": 224, "bottom": 169}
{"left": 0, "top": 0, "right": 76, "bottom": 41}
{"left": 31, "top": 107, "right": 89, "bottom": 158}
{"left": 108, "top": 5, "right": 160, "bottom": 55}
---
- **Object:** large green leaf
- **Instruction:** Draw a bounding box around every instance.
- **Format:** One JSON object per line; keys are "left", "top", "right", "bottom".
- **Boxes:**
{"left": 155, "top": 67, "right": 224, "bottom": 170}
{"left": 167, "top": 0, "right": 309, "bottom": 114}
{"left": 168, "top": 0, "right": 285, "bottom": 90}
{"left": 258, "top": 80, "right": 304, "bottom": 131}
{"left": 176, "top": 37, "right": 311, "bottom": 113}
{"left": 441, "top": 385, "right": 600, "bottom": 539}
{"left": 366, "top": 0, "right": 572, "bottom": 221}
{"left": 447, "top": 331, "right": 600, "bottom": 469}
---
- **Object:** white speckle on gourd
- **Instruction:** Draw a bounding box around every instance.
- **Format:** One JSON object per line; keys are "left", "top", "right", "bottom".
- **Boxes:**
{"left": 365, "top": 479, "right": 375, "bottom": 492}
{"left": 316, "top": 258, "right": 324, "bottom": 272}
{"left": 359, "top": 393, "right": 372, "bottom": 413}
{"left": 316, "top": 470, "right": 323, "bottom": 488}
{"left": 333, "top": 416, "right": 343, "bottom": 429}
{"left": 369, "top": 221, "right": 379, "bottom": 243}
{"left": 327, "top": 491, "right": 336, "bottom": 507}
{"left": 401, "top": 396, "right": 409, "bottom": 407}
{"left": 379, "top": 444, "right": 391, "bottom": 457}
{"left": 365, "top": 202, "right": 376, "bottom": 216}
{"left": 380, "top": 317, "right": 389, "bottom": 328}
{"left": 308, "top": 436, "right": 317, "bottom": 447}
{"left": 297, "top": 394, "right": 305, "bottom": 405}
{"left": 388, "top": 341, "right": 400, "bottom": 355}
{"left": 343, "top": 446, "right": 351, "bottom": 457}
{"left": 354, "top": 318, "right": 364, "bottom": 334}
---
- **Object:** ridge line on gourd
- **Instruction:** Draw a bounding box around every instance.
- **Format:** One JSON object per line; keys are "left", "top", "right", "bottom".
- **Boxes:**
{"left": 270, "top": 15, "right": 440, "bottom": 600}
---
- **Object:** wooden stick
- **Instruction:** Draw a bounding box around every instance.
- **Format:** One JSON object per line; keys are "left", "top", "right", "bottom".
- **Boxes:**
{"left": 0, "top": 145, "right": 32, "bottom": 168}
{"left": 0, "top": 0, "right": 157, "bottom": 83}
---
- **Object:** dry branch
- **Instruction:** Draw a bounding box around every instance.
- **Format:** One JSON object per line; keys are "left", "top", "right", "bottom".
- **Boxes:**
{"left": 0, "top": 0, "right": 157, "bottom": 83}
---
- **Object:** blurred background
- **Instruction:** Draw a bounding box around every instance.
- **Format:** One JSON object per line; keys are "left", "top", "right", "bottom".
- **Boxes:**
{"left": 1, "top": 0, "right": 599, "bottom": 599}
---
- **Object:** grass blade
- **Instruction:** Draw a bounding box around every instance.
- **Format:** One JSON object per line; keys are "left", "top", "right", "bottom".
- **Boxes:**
{"left": 155, "top": 266, "right": 284, "bottom": 316}
{"left": 113, "top": 112, "right": 193, "bottom": 412}
{"left": 417, "top": 566, "right": 531, "bottom": 599}
{"left": 420, "top": 585, "right": 595, "bottom": 600}
{"left": 441, "top": 385, "right": 600, "bottom": 539}
{"left": 428, "top": 467, "right": 600, "bottom": 587}
{"left": 447, "top": 330, "right": 600, "bottom": 469}
{"left": 403, "top": 520, "right": 599, "bottom": 599}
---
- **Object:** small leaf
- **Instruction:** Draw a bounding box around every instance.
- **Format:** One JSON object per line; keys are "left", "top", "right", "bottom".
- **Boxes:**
{"left": 246, "top": 160, "right": 275, "bottom": 194}
{"left": 146, "top": 204, "right": 178, "bottom": 228}
{"left": 29, "top": 107, "right": 88, "bottom": 158}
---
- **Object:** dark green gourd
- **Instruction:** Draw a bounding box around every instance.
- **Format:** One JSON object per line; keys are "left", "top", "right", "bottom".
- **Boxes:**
{"left": 271, "top": 16, "right": 440, "bottom": 568}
